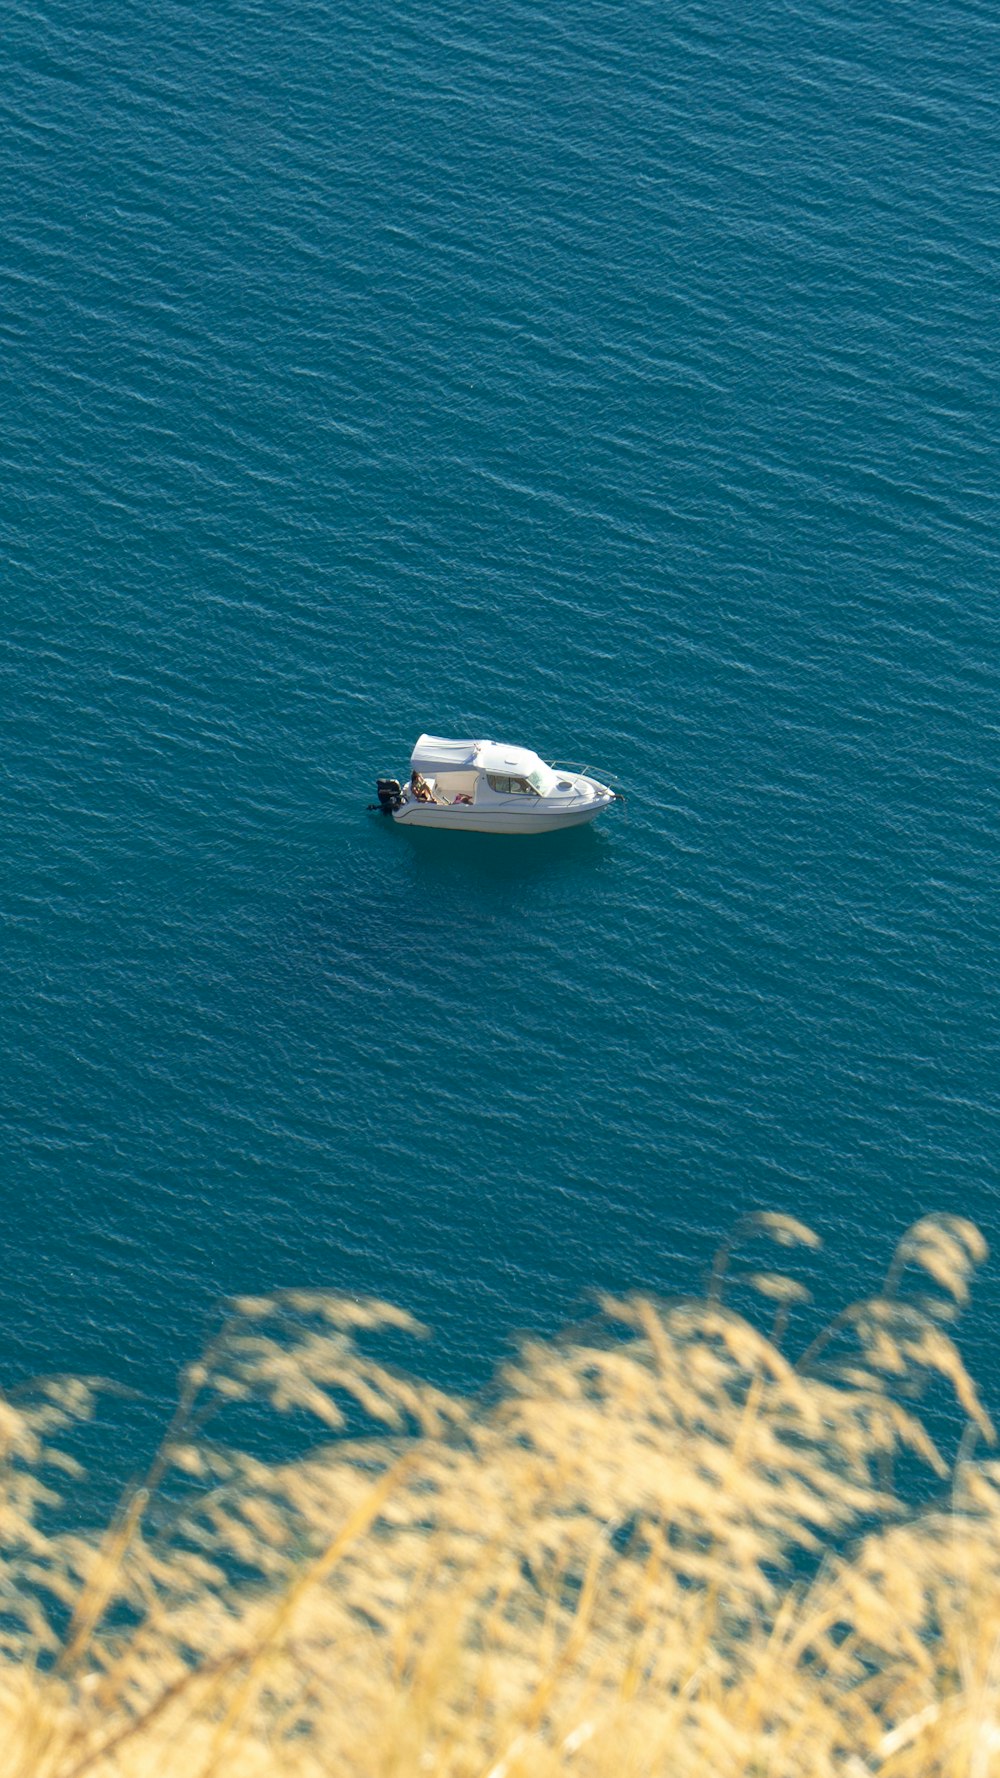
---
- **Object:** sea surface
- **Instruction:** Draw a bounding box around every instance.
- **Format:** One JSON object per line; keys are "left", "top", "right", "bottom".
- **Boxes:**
{"left": 3, "top": 0, "right": 999, "bottom": 1478}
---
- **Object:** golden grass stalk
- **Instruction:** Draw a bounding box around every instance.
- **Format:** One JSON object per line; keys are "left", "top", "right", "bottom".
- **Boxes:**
{"left": 0, "top": 1211, "right": 997, "bottom": 1776}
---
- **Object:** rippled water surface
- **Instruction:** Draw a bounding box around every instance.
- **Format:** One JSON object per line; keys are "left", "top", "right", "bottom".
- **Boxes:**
{"left": 3, "top": 0, "right": 999, "bottom": 1452}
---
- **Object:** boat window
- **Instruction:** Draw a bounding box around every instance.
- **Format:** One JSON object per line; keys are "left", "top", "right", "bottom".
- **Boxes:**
{"left": 527, "top": 765, "right": 557, "bottom": 795}
{"left": 486, "top": 774, "right": 536, "bottom": 795}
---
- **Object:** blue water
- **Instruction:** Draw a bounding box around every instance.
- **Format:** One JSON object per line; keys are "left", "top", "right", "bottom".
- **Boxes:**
{"left": 3, "top": 0, "right": 999, "bottom": 1462}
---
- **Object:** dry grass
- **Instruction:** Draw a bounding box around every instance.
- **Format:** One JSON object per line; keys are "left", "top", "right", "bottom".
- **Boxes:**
{"left": 1, "top": 1211, "right": 999, "bottom": 1776}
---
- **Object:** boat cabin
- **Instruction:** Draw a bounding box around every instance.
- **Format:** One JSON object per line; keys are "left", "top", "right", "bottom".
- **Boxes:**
{"left": 407, "top": 736, "right": 567, "bottom": 807}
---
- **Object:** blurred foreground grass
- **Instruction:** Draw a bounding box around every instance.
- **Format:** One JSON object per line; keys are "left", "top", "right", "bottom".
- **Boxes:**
{"left": 2, "top": 1211, "right": 999, "bottom": 1777}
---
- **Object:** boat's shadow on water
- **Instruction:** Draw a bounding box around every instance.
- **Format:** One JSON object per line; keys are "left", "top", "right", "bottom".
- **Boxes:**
{"left": 280, "top": 821, "right": 615, "bottom": 996}
{"left": 396, "top": 820, "right": 610, "bottom": 886}
{"left": 379, "top": 819, "right": 614, "bottom": 945}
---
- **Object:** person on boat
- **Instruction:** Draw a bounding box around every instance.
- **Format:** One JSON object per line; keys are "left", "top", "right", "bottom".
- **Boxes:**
{"left": 411, "top": 771, "right": 434, "bottom": 802}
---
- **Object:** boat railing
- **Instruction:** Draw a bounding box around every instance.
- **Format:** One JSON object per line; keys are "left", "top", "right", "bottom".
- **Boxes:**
{"left": 549, "top": 760, "right": 625, "bottom": 793}
{"left": 549, "top": 759, "right": 589, "bottom": 774}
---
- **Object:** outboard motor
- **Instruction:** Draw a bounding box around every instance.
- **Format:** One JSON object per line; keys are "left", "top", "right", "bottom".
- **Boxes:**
{"left": 375, "top": 777, "right": 402, "bottom": 814}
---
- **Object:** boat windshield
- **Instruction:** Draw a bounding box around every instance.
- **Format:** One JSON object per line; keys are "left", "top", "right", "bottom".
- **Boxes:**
{"left": 528, "top": 764, "right": 558, "bottom": 795}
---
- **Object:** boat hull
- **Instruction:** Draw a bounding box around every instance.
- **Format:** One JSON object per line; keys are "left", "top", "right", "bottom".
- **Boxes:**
{"left": 392, "top": 802, "right": 609, "bottom": 834}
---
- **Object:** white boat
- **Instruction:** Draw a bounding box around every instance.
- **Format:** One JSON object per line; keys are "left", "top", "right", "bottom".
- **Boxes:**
{"left": 374, "top": 735, "right": 621, "bottom": 833}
